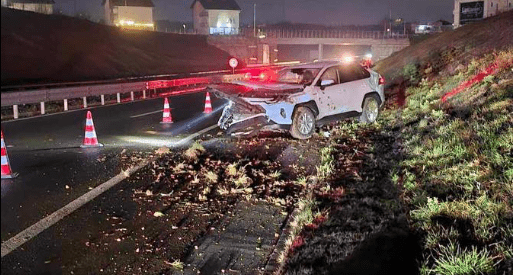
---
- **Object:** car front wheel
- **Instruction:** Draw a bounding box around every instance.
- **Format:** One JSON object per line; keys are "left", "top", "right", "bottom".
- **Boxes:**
{"left": 290, "top": 106, "right": 315, "bottom": 139}
{"left": 359, "top": 95, "right": 380, "bottom": 123}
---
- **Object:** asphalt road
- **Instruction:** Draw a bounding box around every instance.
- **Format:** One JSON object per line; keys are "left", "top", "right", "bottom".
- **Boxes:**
{"left": 1, "top": 91, "right": 225, "bottom": 261}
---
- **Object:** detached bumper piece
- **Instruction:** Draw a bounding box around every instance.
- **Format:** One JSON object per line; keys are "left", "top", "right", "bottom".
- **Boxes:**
{"left": 225, "top": 115, "right": 270, "bottom": 136}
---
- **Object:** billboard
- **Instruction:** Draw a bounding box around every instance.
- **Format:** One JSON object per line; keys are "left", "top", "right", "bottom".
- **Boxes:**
{"left": 460, "top": 1, "right": 485, "bottom": 25}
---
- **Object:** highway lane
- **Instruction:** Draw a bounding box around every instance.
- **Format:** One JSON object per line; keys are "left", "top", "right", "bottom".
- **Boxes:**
{"left": 1, "top": 91, "right": 226, "bottom": 244}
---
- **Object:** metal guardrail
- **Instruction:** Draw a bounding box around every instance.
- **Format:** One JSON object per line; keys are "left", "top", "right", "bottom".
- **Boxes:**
{"left": 0, "top": 65, "right": 279, "bottom": 119}
{"left": 1, "top": 81, "right": 147, "bottom": 106}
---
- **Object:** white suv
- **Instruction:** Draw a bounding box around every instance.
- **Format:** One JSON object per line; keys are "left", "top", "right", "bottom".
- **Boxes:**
{"left": 210, "top": 60, "right": 385, "bottom": 139}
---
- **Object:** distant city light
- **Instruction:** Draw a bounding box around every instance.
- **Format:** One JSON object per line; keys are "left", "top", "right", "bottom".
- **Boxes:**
{"left": 118, "top": 20, "right": 135, "bottom": 25}
{"left": 115, "top": 19, "right": 154, "bottom": 30}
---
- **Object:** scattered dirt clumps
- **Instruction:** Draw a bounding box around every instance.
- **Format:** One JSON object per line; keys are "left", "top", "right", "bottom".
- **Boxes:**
{"left": 64, "top": 133, "right": 328, "bottom": 274}
{"left": 285, "top": 127, "right": 423, "bottom": 275}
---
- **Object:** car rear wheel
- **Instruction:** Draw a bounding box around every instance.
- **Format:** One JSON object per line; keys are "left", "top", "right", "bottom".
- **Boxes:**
{"left": 291, "top": 106, "right": 315, "bottom": 139}
{"left": 359, "top": 95, "right": 380, "bottom": 123}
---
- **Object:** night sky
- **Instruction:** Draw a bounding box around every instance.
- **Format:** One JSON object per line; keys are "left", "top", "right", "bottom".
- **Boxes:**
{"left": 55, "top": 0, "right": 455, "bottom": 25}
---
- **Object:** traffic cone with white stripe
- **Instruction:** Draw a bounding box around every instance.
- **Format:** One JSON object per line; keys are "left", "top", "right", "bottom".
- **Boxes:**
{"left": 161, "top": 98, "right": 173, "bottom": 124}
{"left": 1, "top": 131, "right": 17, "bottom": 179}
{"left": 81, "top": 111, "right": 103, "bottom": 147}
{"left": 203, "top": 92, "right": 213, "bottom": 114}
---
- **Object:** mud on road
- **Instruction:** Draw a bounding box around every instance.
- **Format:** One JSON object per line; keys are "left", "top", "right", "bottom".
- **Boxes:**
{"left": 60, "top": 132, "right": 328, "bottom": 274}
{"left": 56, "top": 123, "right": 420, "bottom": 275}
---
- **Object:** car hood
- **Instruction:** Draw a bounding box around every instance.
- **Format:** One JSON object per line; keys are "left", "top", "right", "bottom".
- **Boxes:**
{"left": 231, "top": 80, "right": 304, "bottom": 91}
{"left": 208, "top": 82, "right": 304, "bottom": 101}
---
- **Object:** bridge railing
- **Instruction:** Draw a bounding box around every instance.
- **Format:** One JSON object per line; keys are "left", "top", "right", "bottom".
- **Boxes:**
{"left": 241, "top": 28, "right": 409, "bottom": 39}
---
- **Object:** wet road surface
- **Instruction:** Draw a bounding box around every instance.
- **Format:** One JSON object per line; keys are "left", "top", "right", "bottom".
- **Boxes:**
{"left": 1, "top": 91, "right": 225, "bottom": 252}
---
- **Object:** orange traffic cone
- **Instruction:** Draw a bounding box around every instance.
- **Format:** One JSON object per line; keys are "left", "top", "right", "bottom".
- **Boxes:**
{"left": 81, "top": 111, "right": 103, "bottom": 147}
{"left": 203, "top": 92, "right": 213, "bottom": 114}
{"left": 161, "top": 98, "right": 173, "bottom": 124}
{"left": 1, "top": 131, "right": 17, "bottom": 179}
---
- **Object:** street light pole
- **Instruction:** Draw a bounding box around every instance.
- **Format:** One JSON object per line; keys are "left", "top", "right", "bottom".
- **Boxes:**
{"left": 253, "top": 3, "right": 256, "bottom": 37}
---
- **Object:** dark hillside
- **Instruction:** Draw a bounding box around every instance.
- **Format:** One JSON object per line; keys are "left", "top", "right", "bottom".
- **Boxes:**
{"left": 1, "top": 8, "right": 232, "bottom": 86}
{"left": 375, "top": 10, "right": 513, "bottom": 81}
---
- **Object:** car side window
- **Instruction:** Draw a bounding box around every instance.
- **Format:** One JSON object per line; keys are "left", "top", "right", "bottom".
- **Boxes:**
{"left": 338, "top": 65, "right": 369, "bottom": 83}
{"left": 357, "top": 65, "right": 371, "bottom": 79}
{"left": 319, "top": 66, "right": 339, "bottom": 85}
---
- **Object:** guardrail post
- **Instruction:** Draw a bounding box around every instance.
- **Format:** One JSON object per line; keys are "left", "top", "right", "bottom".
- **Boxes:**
{"left": 83, "top": 97, "right": 87, "bottom": 108}
{"left": 101, "top": 95, "right": 105, "bottom": 105}
{"left": 130, "top": 91, "right": 134, "bottom": 101}
{"left": 142, "top": 90, "right": 146, "bottom": 99}
{"left": 40, "top": 102, "right": 45, "bottom": 115}
{"left": 13, "top": 105, "right": 19, "bottom": 119}
{"left": 117, "top": 93, "right": 121, "bottom": 103}
{"left": 64, "top": 99, "right": 68, "bottom": 111}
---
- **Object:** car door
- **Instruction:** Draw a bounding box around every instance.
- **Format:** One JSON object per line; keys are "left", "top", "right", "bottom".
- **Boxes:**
{"left": 314, "top": 66, "right": 342, "bottom": 118}
{"left": 336, "top": 64, "right": 372, "bottom": 113}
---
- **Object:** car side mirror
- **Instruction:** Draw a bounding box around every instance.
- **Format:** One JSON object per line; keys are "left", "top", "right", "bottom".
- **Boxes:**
{"left": 321, "top": 79, "right": 334, "bottom": 86}
{"left": 320, "top": 79, "right": 335, "bottom": 90}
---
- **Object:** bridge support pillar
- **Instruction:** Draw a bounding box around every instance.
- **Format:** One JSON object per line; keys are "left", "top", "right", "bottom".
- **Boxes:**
{"left": 13, "top": 105, "right": 18, "bottom": 119}
{"left": 318, "top": 44, "right": 323, "bottom": 60}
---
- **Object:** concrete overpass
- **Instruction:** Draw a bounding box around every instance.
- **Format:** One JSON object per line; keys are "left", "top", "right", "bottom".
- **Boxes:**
{"left": 207, "top": 29, "right": 410, "bottom": 64}
{"left": 262, "top": 29, "right": 410, "bottom": 62}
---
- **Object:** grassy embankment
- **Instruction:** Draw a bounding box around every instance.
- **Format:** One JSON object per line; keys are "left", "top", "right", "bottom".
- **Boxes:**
{"left": 283, "top": 47, "right": 512, "bottom": 274}
{"left": 387, "top": 48, "right": 512, "bottom": 274}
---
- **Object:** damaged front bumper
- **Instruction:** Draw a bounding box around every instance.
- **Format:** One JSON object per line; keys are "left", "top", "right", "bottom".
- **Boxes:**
{"left": 218, "top": 101, "right": 280, "bottom": 136}
{"left": 209, "top": 84, "right": 302, "bottom": 136}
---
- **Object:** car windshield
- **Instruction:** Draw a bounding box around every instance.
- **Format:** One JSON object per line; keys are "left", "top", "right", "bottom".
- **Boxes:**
{"left": 277, "top": 68, "right": 320, "bottom": 85}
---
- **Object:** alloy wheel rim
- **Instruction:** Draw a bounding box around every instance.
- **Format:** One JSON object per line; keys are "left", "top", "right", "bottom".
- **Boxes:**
{"left": 299, "top": 112, "right": 314, "bottom": 134}
{"left": 366, "top": 99, "right": 378, "bottom": 122}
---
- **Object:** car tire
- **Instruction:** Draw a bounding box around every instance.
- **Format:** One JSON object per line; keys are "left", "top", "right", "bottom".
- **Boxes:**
{"left": 290, "top": 106, "right": 315, "bottom": 139}
{"left": 359, "top": 95, "right": 380, "bottom": 123}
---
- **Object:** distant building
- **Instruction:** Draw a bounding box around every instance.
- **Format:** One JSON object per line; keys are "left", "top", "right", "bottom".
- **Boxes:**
{"left": 454, "top": 0, "right": 513, "bottom": 27}
{"left": 102, "top": 0, "right": 154, "bottom": 31}
{"left": 3, "top": 0, "right": 54, "bottom": 15}
{"left": 191, "top": 0, "right": 241, "bottom": 35}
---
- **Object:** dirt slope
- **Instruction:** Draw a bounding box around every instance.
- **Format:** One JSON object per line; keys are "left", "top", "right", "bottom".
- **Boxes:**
{"left": 1, "top": 8, "right": 232, "bottom": 86}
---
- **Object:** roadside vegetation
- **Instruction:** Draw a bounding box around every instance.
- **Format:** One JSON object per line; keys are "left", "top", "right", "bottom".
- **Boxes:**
{"left": 389, "top": 49, "right": 512, "bottom": 274}
{"left": 284, "top": 24, "right": 512, "bottom": 274}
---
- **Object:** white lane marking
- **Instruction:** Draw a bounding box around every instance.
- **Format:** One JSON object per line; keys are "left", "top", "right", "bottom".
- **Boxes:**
{"left": 0, "top": 159, "right": 148, "bottom": 258}
{"left": 0, "top": 124, "right": 218, "bottom": 258}
{"left": 130, "top": 109, "right": 163, "bottom": 118}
